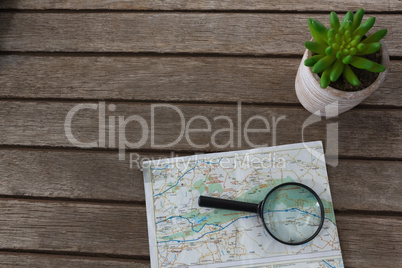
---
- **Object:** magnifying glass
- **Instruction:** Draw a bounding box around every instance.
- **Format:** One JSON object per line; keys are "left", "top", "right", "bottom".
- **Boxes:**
{"left": 198, "top": 182, "right": 324, "bottom": 245}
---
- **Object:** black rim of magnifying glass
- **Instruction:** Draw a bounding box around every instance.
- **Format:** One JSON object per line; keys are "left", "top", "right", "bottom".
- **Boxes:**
{"left": 259, "top": 182, "right": 325, "bottom": 246}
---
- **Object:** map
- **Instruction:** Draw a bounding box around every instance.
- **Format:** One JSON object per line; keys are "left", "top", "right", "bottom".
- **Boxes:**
{"left": 143, "top": 141, "right": 344, "bottom": 267}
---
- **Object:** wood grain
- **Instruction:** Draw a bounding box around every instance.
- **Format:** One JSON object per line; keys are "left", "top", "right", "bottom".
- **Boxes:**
{"left": 0, "top": 200, "right": 149, "bottom": 256}
{"left": 0, "top": 55, "right": 400, "bottom": 107}
{"left": 336, "top": 214, "right": 402, "bottom": 267}
{"left": 0, "top": 13, "right": 400, "bottom": 56}
{"left": 1, "top": 149, "right": 401, "bottom": 212}
{"left": 328, "top": 160, "right": 402, "bottom": 212}
{"left": 0, "top": 0, "right": 400, "bottom": 12}
{"left": 0, "top": 199, "right": 400, "bottom": 267}
{"left": 0, "top": 149, "right": 148, "bottom": 202}
{"left": 0, "top": 101, "right": 400, "bottom": 158}
{"left": 0, "top": 252, "right": 150, "bottom": 268}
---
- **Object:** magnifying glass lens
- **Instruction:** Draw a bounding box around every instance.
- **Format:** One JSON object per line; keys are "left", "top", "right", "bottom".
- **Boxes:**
{"left": 262, "top": 184, "right": 324, "bottom": 244}
{"left": 198, "top": 182, "right": 324, "bottom": 245}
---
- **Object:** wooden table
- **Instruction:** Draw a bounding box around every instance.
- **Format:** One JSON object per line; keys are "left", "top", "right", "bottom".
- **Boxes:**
{"left": 0, "top": 1, "right": 401, "bottom": 267}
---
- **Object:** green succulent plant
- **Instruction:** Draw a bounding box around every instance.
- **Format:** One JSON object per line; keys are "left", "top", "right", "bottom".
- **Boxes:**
{"left": 304, "top": 8, "right": 387, "bottom": 88}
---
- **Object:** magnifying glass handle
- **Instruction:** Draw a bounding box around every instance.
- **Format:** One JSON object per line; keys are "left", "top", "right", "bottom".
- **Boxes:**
{"left": 199, "top": 196, "right": 259, "bottom": 214}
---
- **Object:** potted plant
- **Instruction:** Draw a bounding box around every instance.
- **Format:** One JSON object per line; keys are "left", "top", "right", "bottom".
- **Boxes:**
{"left": 295, "top": 8, "right": 390, "bottom": 117}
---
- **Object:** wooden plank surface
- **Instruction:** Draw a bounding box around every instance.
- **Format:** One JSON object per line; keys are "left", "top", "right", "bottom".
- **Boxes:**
{"left": 0, "top": 200, "right": 149, "bottom": 256}
{"left": 1, "top": 149, "right": 401, "bottom": 212}
{"left": 0, "top": 252, "right": 149, "bottom": 268}
{"left": 336, "top": 214, "right": 402, "bottom": 267}
{"left": 0, "top": 199, "right": 400, "bottom": 267}
{"left": 329, "top": 160, "right": 402, "bottom": 212}
{"left": 0, "top": 149, "right": 147, "bottom": 202}
{"left": 0, "top": 101, "right": 400, "bottom": 158}
{"left": 0, "top": 55, "right": 400, "bottom": 107}
{"left": 0, "top": 13, "right": 400, "bottom": 56}
{"left": 0, "top": 0, "right": 400, "bottom": 12}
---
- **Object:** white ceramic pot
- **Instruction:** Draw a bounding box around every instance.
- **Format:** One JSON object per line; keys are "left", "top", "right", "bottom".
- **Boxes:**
{"left": 295, "top": 40, "right": 390, "bottom": 117}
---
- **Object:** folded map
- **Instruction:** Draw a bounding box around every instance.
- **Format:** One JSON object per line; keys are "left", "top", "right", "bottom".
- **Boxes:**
{"left": 143, "top": 141, "right": 344, "bottom": 268}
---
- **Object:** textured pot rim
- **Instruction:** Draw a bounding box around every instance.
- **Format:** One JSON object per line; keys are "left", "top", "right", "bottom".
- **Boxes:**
{"left": 305, "top": 40, "right": 390, "bottom": 100}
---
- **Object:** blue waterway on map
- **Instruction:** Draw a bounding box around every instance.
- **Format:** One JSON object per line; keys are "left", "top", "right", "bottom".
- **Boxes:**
{"left": 151, "top": 164, "right": 170, "bottom": 170}
{"left": 157, "top": 214, "right": 259, "bottom": 244}
{"left": 153, "top": 157, "right": 223, "bottom": 198}
{"left": 265, "top": 207, "right": 336, "bottom": 226}
{"left": 156, "top": 207, "right": 336, "bottom": 244}
{"left": 157, "top": 215, "right": 219, "bottom": 234}
{"left": 194, "top": 216, "right": 209, "bottom": 224}
{"left": 323, "top": 260, "right": 336, "bottom": 268}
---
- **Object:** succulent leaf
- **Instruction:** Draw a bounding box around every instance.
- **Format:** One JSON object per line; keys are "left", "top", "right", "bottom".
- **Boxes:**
{"left": 342, "top": 55, "right": 352, "bottom": 64}
{"left": 308, "top": 18, "right": 326, "bottom": 45}
{"left": 357, "top": 42, "right": 381, "bottom": 55}
{"left": 330, "top": 12, "right": 340, "bottom": 30}
{"left": 336, "top": 51, "right": 343, "bottom": 60}
{"left": 325, "top": 46, "right": 334, "bottom": 56}
{"left": 310, "top": 19, "right": 329, "bottom": 42}
{"left": 332, "top": 43, "right": 340, "bottom": 50}
{"left": 304, "top": 41, "right": 326, "bottom": 54}
{"left": 350, "top": 56, "right": 375, "bottom": 69}
{"left": 357, "top": 43, "right": 366, "bottom": 51}
{"left": 353, "top": 17, "right": 375, "bottom": 37}
{"left": 343, "top": 65, "right": 360, "bottom": 86}
{"left": 330, "top": 59, "right": 344, "bottom": 82}
{"left": 344, "top": 30, "right": 351, "bottom": 39}
{"left": 304, "top": 55, "right": 324, "bottom": 66}
{"left": 345, "top": 20, "right": 353, "bottom": 32}
{"left": 320, "top": 68, "right": 332, "bottom": 88}
{"left": 362, "top": 29, "right": 388, "bottom": 44}
{"left": 352, "top": 8, "right": 365, "bottom": 30}
{"left": 338, "top": 25, "right": 345, "bottom": 34}
{"left": 349, "top": 38, "right": 360, "bottom": 47}
{"left": 367, "top": 62, "right": 386, "bottom": 72}
{"left": 312, "top": 55, "right": 336, "bottom": 73}
{"left": 327, "top": 28, "right": 335, "bottom": 39}
{"left": 341, "top": 11, "right": 354, "bottom": 27}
